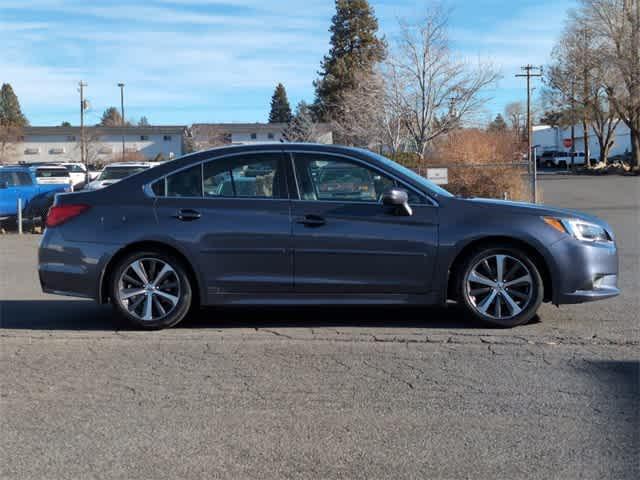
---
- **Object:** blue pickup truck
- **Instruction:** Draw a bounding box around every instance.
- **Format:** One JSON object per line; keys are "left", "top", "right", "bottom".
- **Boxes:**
{"left": 0, "top": 165, "right": 71, "bottom": 225}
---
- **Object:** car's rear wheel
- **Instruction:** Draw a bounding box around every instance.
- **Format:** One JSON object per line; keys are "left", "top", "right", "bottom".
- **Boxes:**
{"left": 544, "top": 160, "right": 554, "bottom": 168}
{"left": 457, "top": 246, "right": 544, "bottom": 327}
{"left": 110, "top": 251, "right": 192, "bottom": 329}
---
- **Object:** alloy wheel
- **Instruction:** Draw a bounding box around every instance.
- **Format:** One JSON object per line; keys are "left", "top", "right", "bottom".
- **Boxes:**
{"left": 117, "top": 258, "right": 181, "bottom": 322}
{"left": 464, "top": 254, "right": 534, "bottom": 320}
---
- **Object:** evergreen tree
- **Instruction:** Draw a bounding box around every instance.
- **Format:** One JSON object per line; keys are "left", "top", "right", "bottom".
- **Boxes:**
{"left": 268, "top": 83, "right": 292, "bottom": 123}
{"left": 313, "top": 0, "right": 386, "bottom": 121}
{"left": 283, "top": 101, "right": 317, "bottom": 142}
{"left": 60, "top": 121, "right": 72, "bottom": 127}
{"left": 487, "top": 114, "right": 508, "bottom": 133}
{"left": 138, "top": 116, "right": 150, "bottom": 126}
{"left": 99, "top": 107, "right": 123, "bottom": 126}
{"left": 0, "top": 83, "right": 28, "bottom": 127}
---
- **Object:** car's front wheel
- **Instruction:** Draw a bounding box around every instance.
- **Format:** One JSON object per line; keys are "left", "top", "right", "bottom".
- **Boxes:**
{"left": 457, "top": 246, "right": 544, "bottom": 327}
{"left": 110, "top": 251, "right": 193, "bottom": 329}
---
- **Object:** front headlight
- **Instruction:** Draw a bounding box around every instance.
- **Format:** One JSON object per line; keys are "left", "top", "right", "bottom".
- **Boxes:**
{"left": 542, "top": 216, "right": 612, "bottom": 243}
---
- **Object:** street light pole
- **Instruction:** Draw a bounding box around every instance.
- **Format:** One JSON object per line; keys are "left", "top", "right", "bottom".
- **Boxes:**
{"left": 118, "top": 83, "right": 125, "bottom": 161}
{"left": 79, "top": 81, "right": 88, "bottom": 180}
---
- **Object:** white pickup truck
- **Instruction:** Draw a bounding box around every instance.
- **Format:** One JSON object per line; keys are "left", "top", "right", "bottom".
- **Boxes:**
{"left": 538, "top": 151, "right": 588, "bottom": 168}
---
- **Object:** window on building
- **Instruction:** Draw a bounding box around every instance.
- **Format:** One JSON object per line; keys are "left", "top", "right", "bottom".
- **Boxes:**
{"left": 66, "top": 135, "right": 76, "bottom": 142}
{"left": 166, "top": 164, "right": 203, "bottom": 197}
{"left": 163, "top": 135, "right": 172, "bottom": 141}
{"left": 267, "top": 133, "right": 275, "bottom": 140}
{"left": 140, "top": 135, "right": 149, "bottom": 141}
{"left": 250, "top": 133, "right": 257, "bottom": 140}
{"left": 49, "top": 148, "right": 65, "bottom": 155}
{"left": 24, "top": 148, "right": 40, "bottom": 155}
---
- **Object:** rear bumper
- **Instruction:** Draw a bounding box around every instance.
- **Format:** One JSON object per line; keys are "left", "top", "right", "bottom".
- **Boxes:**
{"left": 38, "top": 229, "right": 116, "bottom": 300}
{"left": 550, "top": 237, "right": 620, "bottom": 305}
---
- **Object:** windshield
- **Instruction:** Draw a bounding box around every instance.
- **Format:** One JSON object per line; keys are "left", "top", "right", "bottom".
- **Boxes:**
{"left": 99, "top": 166, "right": 147, "bottom": 181}
{"left": 360, "top": 149, "right": 454, "bottom": 198}
{"left": 35, "top": 168, "right": 69, "bottom": 178}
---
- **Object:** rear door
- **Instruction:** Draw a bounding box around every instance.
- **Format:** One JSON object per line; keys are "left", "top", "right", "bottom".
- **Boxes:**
{"left": 152, "top": 151, "right": 292, "bottom": 297}
{"left": 289, "top": 152, "right": 438, "bottom": 294}
{"left": 0, "top": 170, "right": 38, "bottom": 216}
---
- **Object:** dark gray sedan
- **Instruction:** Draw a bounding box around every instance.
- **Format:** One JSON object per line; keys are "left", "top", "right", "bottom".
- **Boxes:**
{"left": 38, "top": 144, "right": 619, "bottom": 329}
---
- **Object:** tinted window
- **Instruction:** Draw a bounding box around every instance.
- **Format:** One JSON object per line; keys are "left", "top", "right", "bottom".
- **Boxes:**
{"left": 0, "top": 171, "right": 33, "bottom": 186}
{"left": 202, "top": 154, "right": 285, "bottom": 199}
{"left": 166, "top": 164, "right": 203, "bottom": 197}
{"left": 16, "top": 172, "right": 33, "bottom": 185}
{"left": 36, "top": 168, "right": 69, "bottom": 178}
{"left": 63, "top": 164, "right": 86, "bottom": 173}
{"left": 294, "top": 155, "right": 396, "bottom": 202}
{"left": 99, "top": 166, "right": 147, "bottom": 181}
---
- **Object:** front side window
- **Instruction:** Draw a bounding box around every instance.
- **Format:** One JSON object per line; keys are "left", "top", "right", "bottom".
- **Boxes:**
{"left": 0, "top": 171, "right": 32, "bottom": 186}
{"left": 202, "top": 154, "right": 285, "bottom": 199}
{"left": 166, "top": 164, "right": 203, "bottom": 197}
{"left": 294, "top": 154, "right": 396, "bottom": 202}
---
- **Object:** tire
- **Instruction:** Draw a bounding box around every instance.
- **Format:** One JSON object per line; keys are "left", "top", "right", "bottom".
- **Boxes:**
{"left": 544, "top": 160, "right": 554, "bottom": 168}
{"left": 558, "top": 160, "right": 567, "bottom": 169}
{"left": 456, "top": 245, "right": 544, "bottom": 327}
{"left": 110, "top": 250, "right": 193, "bottom": 330}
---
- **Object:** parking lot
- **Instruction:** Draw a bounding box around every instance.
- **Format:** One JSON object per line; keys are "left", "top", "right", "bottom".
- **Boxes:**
{"left": 1, "top": 175, "right": 638, "bottom": 479}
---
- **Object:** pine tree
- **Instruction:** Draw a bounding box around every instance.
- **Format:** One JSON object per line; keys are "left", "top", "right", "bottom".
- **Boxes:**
{"left": 283, "top": 101, "right": 317, "bottom": 142}
{"left": 487, "top": 114, "right": 508, "bottom": 133}
{"left": 138, "top": 116, "right": 150, "bottom": 126}
{"left": 268, "top": 83, "right": 292, "bottom": 123}
{"left": 0, "top": 83, "right": 28, "bottom": 127}
{"left": 313, "top": 0, "right": 386, "bottom": 122}
{"left": 99, "top": 107, "right": 123, "bottom": 127}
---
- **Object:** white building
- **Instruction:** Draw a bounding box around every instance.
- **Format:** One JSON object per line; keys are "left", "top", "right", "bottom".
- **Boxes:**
{"left": 14, "top": 126, "right": 186, "bottom": 165}
{"left": 190, "top": 123, "right": 333, "bottom": 149}
{"left": 533, "top": 122, "right": 632, "bottom": 160}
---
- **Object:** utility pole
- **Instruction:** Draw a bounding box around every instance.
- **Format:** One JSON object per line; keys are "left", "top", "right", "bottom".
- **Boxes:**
{"left": 516, "top": 65, "right": 543, "bottom": 203}
{"left": 118, "top": 83, "right": 125, "bottom": 161}
{"left": 79, "top": 81, "right": 88, "bottom": 178}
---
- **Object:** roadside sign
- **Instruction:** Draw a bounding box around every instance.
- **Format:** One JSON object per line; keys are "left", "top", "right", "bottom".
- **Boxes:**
{"left": 427, "top": 168, "right": 448, "bottom": 185}
{"left": 563, "top": 138, "right": 573, "bottom": 148}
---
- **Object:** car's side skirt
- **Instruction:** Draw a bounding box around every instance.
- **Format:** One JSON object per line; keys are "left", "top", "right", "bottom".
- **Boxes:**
{"left": 204, "top": 292, "right": 441, "bottom": 306}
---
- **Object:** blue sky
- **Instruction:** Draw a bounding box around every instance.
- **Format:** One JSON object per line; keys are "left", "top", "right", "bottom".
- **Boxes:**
{"left": 1, "top": 0, "right": 575, "bottom": 126}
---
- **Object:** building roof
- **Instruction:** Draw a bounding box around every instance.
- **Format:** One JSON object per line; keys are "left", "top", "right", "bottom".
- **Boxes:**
{"left": 23, "top": 126, "right": 187, "bottom": 136}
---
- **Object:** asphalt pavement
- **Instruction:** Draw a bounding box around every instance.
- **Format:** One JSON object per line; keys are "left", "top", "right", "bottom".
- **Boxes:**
{"left": 1, "top": 175, "right": 638, "bottom": 479}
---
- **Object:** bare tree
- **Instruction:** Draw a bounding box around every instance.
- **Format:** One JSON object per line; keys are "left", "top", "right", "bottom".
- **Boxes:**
{"left": 388, "top": 7, "right": 499, "bottom": 159}
{"left": 283, "top": 102, "right": 322, "bottom": 143}
{"left": 329, "top": 70, "right": 386, "bottom": 149}
{"left": 580, "top": 0, "right": 639, "bottom": 167}
{"left": 505, "top": 101, "right": 525, "bottom": 140}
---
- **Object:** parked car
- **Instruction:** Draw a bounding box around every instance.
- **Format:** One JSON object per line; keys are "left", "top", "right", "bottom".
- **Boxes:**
{"left": 30, "top": 164, "right": 74, "bottom": 190}
{"left": 0, "top": 165, "right": 70, "bottom": 226}
{"left": 59, "top": 162, "right": 89, "bottom": 189}
{"left": 85, "top": 162, "right": 155, "bottom": 190}
{"left": 39, "top": 144, "right": 619, "bottom": 330}
{"left": 21, "top": 189, "right": 58, "bottom": 231}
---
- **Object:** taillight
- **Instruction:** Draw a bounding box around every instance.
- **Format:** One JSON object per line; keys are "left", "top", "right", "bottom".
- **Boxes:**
{"left": 46, "top": 204, "right": 90, "bottom": 228}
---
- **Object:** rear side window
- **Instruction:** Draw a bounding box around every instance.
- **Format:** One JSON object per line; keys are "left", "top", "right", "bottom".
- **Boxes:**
{"left": 202, "top": 154, "right": 285, "bottom": 199}
{"left": 166, "top": 164, "right": 203, "bottom": 197}
{"left": 0, "top": 171, "right": 33, "bottom": 186}
{"left": 151, "top": 179, "right": 165, "bottom": 197}
{"left": 36, "top": 168, "right": 69, "bottom": 178}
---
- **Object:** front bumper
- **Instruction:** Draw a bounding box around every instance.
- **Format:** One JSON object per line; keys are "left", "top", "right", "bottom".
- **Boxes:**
{"left": 550, "top": 237, "right": 620, "bottom": 304}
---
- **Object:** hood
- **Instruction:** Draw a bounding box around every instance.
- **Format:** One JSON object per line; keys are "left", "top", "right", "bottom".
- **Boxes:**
{"left": 459, "top": 197, "right": 610, "bottom": 228}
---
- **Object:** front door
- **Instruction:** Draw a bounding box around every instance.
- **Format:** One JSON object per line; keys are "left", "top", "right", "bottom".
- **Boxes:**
{"left": 290, "top": 153, "right": 438, "bottom": 294}
{"left": 153, "top": 152, "right": 292, "bottom": 296}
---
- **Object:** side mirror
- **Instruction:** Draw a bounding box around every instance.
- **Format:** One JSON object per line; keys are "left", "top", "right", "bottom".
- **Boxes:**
{"left": 0, "top": 181, "right": 7, "bottom": 189}
{"left": 381, "top": 188, "right": 413, "bottom": 216}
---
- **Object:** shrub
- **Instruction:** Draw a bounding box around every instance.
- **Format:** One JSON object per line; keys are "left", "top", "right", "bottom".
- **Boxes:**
{"left": 423, "top": 129, "right": 529, "bottom": 200}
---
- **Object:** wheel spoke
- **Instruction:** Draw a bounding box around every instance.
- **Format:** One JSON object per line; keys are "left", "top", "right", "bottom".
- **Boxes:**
{"left": 506, "top": 274, "right": 532, "bottom": 287}
{"left": 504, "top": 262, "right": 521, "bottom": 282}
{"left": 121, "top": 288, "right": 145, "bottom": 300}
{"left": 155, "top": 289, "right": 179, "bottom": 306}
{"left": 130, "top": 260, "right": 150, "bottom": 285}
{"left": 152, "top": 263, "right": 174, "bottom": 287}
{"left": 477, "top": 289, "right": 498, "bottom": 314}
{"left": 469, "top": 271, "right": 497, "bottom": 288}
{"left": 123, "top": 274, "right": 143, "bottom": 287}
{"left": 506, "top": 288, "right": 528, "bottom": 300}
{"left": 496, "top": 255, "right": 506, "bottom": 282}
{"left": 470, "top": 287, "right": 491, "bottom": 296}
{"left": 142, "top": 293, "right": 153, "bottom": 320}
{"left": 495, "top": 294, "right": 502, "bottom": 317}
{"left": 501, "top": 290, "right": 522, "bottom": 315}
{"left": 152, "top": 295, "right": 167, "bottom": 316}
{"left": 128, "top": 294, "right": 145, "bottom": 312}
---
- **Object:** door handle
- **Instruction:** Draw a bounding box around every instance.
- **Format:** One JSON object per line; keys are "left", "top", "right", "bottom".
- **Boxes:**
{"left": 296, "top": 214, "right": 326, "bottom": 227}
{"left": 174, "top": 209, "right": 201, "bottom": 221}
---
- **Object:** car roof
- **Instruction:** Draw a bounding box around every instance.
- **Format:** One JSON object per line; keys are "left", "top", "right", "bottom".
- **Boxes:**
{"left": 105, "top": 162, "right": 155, "bottom": 168}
